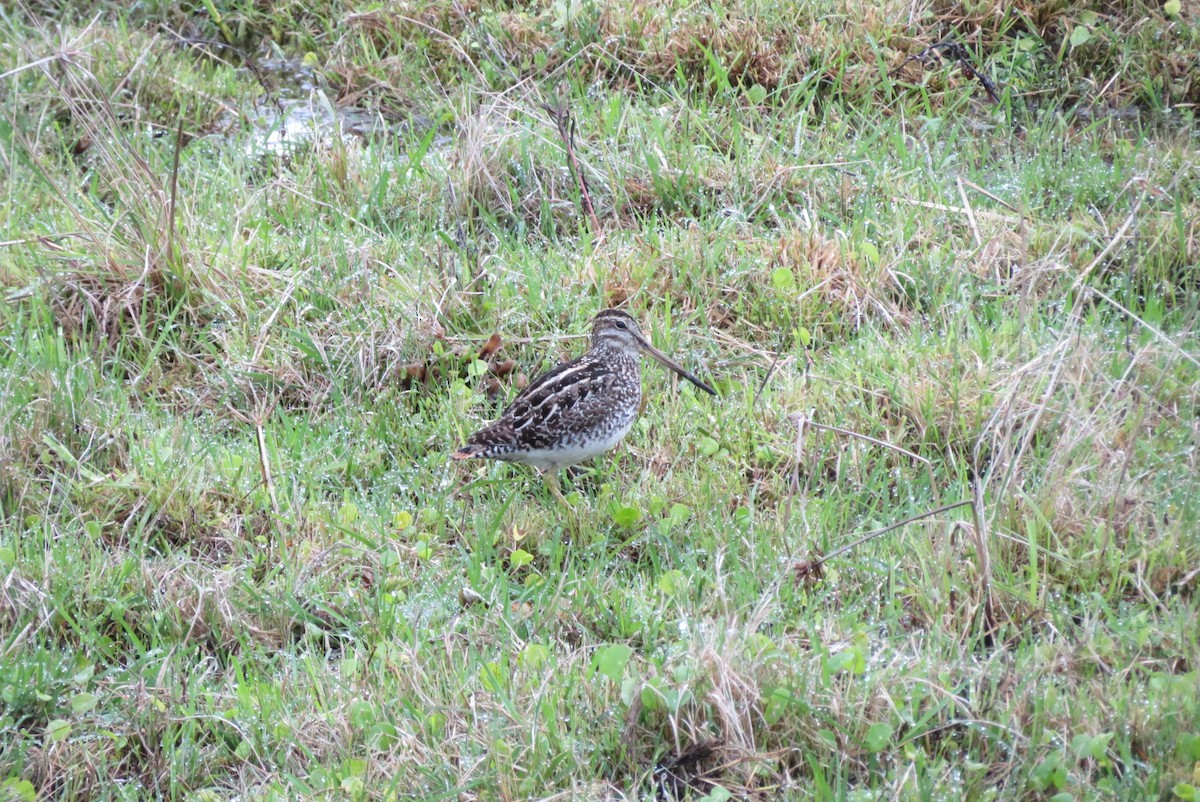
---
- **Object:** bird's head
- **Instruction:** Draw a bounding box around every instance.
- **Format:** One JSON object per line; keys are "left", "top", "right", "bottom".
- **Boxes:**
{"left": 590, "top": 309, "right": 716, "bottom": 395}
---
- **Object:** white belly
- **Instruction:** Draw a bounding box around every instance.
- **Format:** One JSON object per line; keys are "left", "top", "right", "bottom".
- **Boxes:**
{"left": 508, "top": 417, "right": 636, "bottom": 471}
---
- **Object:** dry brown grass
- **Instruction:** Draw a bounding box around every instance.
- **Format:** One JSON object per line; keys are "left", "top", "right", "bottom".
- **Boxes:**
{"left": 8, "top": 23, "right": 221, "bottom": 356}
{"left": 972, "top": 297, "right": 1198, "bottom": 598}
{"left": 3, "top": 1, "right": 1197, "bottom": 799}
{"left": 330, "top": 0, "right": 1199, "bottom": 110}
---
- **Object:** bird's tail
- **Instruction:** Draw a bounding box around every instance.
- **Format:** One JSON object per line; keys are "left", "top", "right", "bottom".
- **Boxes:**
{"left": 450, "top": 444, "right": 485, "bottom": 461}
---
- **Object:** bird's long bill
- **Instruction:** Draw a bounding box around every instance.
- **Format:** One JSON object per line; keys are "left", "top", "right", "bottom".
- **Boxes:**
{"left": 637, "top": 337, "right": 717, "bottom": 395}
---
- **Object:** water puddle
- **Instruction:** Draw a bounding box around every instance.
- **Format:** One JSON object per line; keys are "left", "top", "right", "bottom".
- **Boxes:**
{"left": 216, "top": 52, "right": 420, "bottom": 157}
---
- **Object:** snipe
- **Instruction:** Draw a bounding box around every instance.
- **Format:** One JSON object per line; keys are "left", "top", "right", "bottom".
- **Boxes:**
{"left": 451, "top": 309, "right": 715, "bottom": 504}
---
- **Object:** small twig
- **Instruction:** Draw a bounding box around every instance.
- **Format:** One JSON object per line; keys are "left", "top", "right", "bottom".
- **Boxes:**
{"left": 228, "top": 389, "right": 280, "bottom": 514}
{"left": 542, "top": 99, "right": 604, "bottom": 243}
{"left": 805, "top": 420, "right": 921, "bottom": 457}
{"left": 895, "top": 38, "right": 1001, "bottom": 103}
{"left": 1071, "top": 192, "right": 1145, "bottom": 290}
{"left": 805, "top": 419, "right": 942, "bottom": 507}
{"left": 444, "top": 175, "right": 473, "bottom": 290}
{"left": 752, "top": 347, "right": 784, "bottom": 407}
{"left": 0, "top": 107, "right": 103, "bottom": 245}
{"left": 162, "top": 28, "right": 287, "bottom": 115}
{"left": 958, "top": 178, "right": 1019, "bottom": 213}
{"left": 251, "top": 273, "right": 305, "bottom": 365}
{"left": 970, "top": 478, "right": 996, "bottom": 640}
{"left": 445, "top": 176, "right": 466, "bottom": 250}
{"left": 957, "top": 176, "right": 982, "bottom": 248}
{"left": 955, "top": 54, "right": 1001, "bottom": 104}
{"left": 165, "top": 114, "right": 184, "bottom": 269}
{"left": 978, "top": 191, "right": 1146, "bottom": 527}
{"left": 0, "top": 53, "right": 59, "bottom": 81}
{"left": 1089, "top": 286, "right": 1200, "bottom": 371}
{"left": 254, "top": 417, "right": 279, "bottom": 515}
{"left": 1178, "top": 565, "right": 1200, "bottom": 592}
{"left": 891, "top": 196, "right": 1020, "bottom": 224}
{"left": 816, "top": 500, "right": 973, "bottom": 567}
{"left": 0, "top": 234, "right": 87, "bottom": 248}
{"left": 109, "top": 32, "right": 159, "bottom": 103}
{"left": 782, "top": 413, "right": 808, "bottom": 528}
{"left": 1, "top": 618, "right": 39, "bottom": 660}
{"left": 980, "top": 305, "right": 1081, "bottom": 526}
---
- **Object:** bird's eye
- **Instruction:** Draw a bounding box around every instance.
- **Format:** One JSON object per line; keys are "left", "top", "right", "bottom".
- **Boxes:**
{"left": 614, "top": 320, "right": 627, "bottom": 329}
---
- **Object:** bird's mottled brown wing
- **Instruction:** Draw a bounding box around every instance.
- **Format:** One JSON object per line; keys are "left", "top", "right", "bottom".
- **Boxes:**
{"left": 466, "top": 358, "right": 618, "bottom": 452}
{"left": 505, "top": 361, "right": 616, "bottom": 437}
{"left": 508, "top": 356, "right": 574, "bottom": 403}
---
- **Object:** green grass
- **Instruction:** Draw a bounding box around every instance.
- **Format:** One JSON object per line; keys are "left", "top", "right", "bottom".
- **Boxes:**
{"left": 2, "top": 0, "right": 1199, "bottom": 799}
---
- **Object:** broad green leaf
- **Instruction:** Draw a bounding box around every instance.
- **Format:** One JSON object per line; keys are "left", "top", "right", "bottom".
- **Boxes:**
{"left": 70, "top": 692, "right": 97, "bottom": 714}
{"left": 73, "top": 660, "right": 95, "bottom": 685}
{"left": 824, "top": 647, "right": 865, "bottom": 676}
{"left": 640, "top": 676, "right": 667, "bottom": 710}
{"left": 0, "top": 779, "right": 36, "bottom": 802}
{"left": 700, "top": 786, "right": 732, "bottom": 802}
{"left": 656, "top": 569, "right": 686, "bottom": 594}
{"left": 592, "top": 644, "right": 633, "bottom": 683}
{"left": 479, "top": 661, "right": 506, "bottom": 692}
{"left": 859, "top": 241, "right": 880, "bottom": 264}
{"left": 519, "top": 643, "right": 550, "bottom": 670}
{"left": 46, "top": 719, "right": 72, "bottom": 742}
{"left": 609, "top": 504, "right": 643, "bottom": 528}
{"left": 864, "top": 721, "right": 893, "bottom": 752}
{"left": 367, "top": 721, "right": 399, "bottom": 749}
{"left": 348, "top": 700, "right": 375, "bottom": 727}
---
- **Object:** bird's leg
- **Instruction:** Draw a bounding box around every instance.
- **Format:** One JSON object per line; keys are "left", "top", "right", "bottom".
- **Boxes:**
{"left": 541, "top": 469, "right": 573, "bottom": 511}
